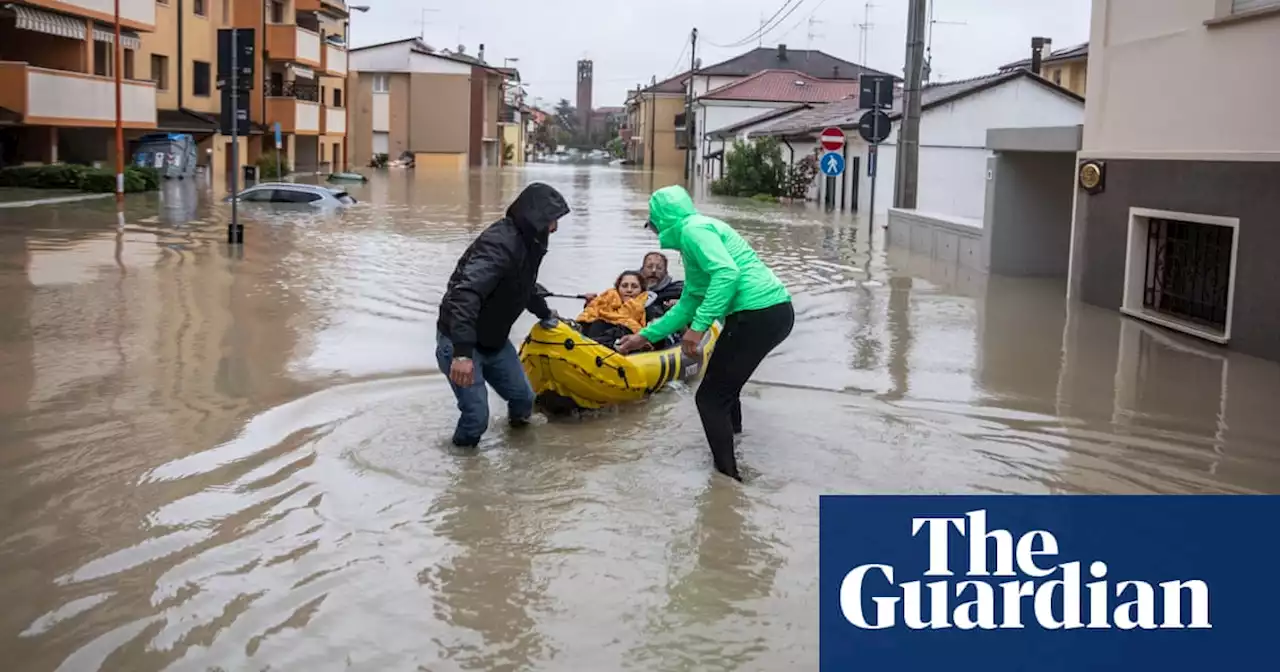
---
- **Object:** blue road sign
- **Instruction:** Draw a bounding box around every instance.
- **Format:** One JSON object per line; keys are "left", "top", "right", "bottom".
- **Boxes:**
{"left": 820, "top": 151, "right": 845, "bottom": 177}
{"left": 273, "top": 122, "right": 282, "bottom": 149}
{"left": 867, "top": 145, "right": 877, "bottom": 177}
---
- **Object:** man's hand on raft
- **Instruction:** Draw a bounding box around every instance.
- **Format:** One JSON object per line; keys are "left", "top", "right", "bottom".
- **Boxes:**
{"left": 616, "top": 334, "right": 649, "bottom": 354}
{"left": 450, "top": 358, "right": 475, "bottom": 387}
{"left": 681, "top": 329, "right": 704, "bottom": 358}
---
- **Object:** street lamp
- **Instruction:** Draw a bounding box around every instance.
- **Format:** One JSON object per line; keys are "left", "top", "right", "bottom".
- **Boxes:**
{"left": 345, "top": 5, "right": 370, "bottom": 171}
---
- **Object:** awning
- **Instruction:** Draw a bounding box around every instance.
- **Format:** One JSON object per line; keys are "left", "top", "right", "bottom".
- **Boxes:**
{"left": 289, "top": 64, "right": 316, "bottom": 79}
{"left": 11, "top": 5, "right": 86, "bottom": 40}
{"left": 92, "top": 24, "right": 142, "bottom": 51}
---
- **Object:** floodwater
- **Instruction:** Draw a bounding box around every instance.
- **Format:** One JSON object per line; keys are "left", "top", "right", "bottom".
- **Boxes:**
{"left": 1, "top": 165, "right": 1279, "bottom": 671}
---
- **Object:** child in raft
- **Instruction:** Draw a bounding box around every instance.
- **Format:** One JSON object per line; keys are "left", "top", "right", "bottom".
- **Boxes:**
{"left": 576, "top": 270, "right": 649, "bottom": 349}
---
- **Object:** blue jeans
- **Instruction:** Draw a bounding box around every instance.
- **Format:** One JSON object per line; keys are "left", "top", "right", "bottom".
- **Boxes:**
{"left": 435, "top": 331, "right": 535, "bottom": 446}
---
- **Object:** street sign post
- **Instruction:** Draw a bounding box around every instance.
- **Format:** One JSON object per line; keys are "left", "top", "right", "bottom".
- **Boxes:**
{"left": 217, "top": 27, "right": 253, "bottom": 245}
{"left": 860, "top": 78, "right": 891, "bottom": 245}
{"left": 820, "top": 127, "right": 846, "bottom": 152}
{"left": 273, "top": 122, "right": 282, "bottom": 179}
{"left": 820, "top": 151, "right": 845, "bottom": 177}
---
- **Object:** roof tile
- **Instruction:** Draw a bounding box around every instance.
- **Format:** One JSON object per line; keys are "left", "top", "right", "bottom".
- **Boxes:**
{"left": 700, "top": 69, "right": 860, "bottom": 103}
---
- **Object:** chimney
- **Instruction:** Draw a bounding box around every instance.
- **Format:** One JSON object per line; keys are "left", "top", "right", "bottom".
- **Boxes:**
{"left": 1029, "top": 37, "right": 1049, "bottom": 75}
{"left": 777, "top": 44, "right": 787, "bottom": 60}
{"left": 478, "top": 43, "right": 485, "bottom": 63}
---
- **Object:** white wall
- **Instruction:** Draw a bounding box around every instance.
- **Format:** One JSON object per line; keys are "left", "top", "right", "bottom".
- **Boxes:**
{"left": 296, "top": 101, "right": 321, "bottom": 133}
{"left": 690, "top": 75, "right": 743, "bottom": 98}
{"left": 27, "top": 69, "right": 155, "bottom": 124}
{"left": 854, "top": 77, "right": 1083, "bottom": 219}
{"left": 1082, "top": 0, "right": 1280, "bottom": 160}
{"left": 69, "top": 0, "right": 154, "bottom": 25}
{"left": 326, "top": 45, "right": 347, "bottom": 75}
{"left": 350, "top": 44, "right": 472, "bottom": 74}
{"left": 297, "top": 28, "right": 322, "bottom": 65}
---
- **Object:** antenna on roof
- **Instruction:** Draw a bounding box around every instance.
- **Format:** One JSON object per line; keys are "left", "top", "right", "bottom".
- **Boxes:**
{"left": 856, "top": 1, "right": 877, "bottom": 66}
{"left": 806, "top": 15, "right": 825, "bottom": 55}
{"left": 924, "top": 0, "right": 967, "bottom": 84}
{"left": 419, "top": 6, "right": 439, "bottom": 41}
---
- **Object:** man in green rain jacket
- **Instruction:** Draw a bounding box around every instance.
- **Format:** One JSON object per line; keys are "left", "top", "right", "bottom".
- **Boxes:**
{"left": 617, "top": 185, "right": 794, "bottom": 481}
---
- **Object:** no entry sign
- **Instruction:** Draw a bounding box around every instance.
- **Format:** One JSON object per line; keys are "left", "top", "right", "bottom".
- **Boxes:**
{"left": 820, "top": 127, "right": 845, "bottom": 152}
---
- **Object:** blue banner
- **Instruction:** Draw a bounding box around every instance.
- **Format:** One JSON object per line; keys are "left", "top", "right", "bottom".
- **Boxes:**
{"left": 819, "top": 495, "right": 1279, "bottom": 671}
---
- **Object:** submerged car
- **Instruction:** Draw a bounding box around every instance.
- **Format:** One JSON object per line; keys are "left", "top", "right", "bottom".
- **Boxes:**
{"left": 227, "top": 183, "right": 357, "bottom": 208}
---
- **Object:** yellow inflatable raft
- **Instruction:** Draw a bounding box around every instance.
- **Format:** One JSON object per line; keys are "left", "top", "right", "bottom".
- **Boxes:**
{"left": 518, "top": 319, "right": 722, "bottom": 413}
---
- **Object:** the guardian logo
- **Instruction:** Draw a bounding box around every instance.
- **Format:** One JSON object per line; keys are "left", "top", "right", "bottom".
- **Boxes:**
{"left": 839, "top": 509, "right": 1212, "bottom": 631}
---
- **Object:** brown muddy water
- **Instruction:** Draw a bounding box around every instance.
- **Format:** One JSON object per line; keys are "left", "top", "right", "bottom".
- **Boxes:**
{"left": 1, "top": 166, "right": 1278, "bottom": 671}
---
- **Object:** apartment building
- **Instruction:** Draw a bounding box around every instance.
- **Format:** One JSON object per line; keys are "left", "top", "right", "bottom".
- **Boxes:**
{"left": 0, "top": 0, "right": 158, "bottom": 166}
{"left": 234, "top": 0, "right": 350, "bottom": 173}
{"left": 1000, "top": 41, "right": 1090, "bottom": 97}
{"left": 624, "top": 72, "right": 686, "bottom": 172}
{"left": 348, "top": 38, "right": 507, "bottom": 170}
{"left": 1069, "top": 0, "right": 1280, "bottom": 362}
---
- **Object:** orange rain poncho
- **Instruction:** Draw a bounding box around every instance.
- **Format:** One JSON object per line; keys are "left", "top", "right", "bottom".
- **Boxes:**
{"left": 576, "top": 289, "right": 648, "bottom": 334}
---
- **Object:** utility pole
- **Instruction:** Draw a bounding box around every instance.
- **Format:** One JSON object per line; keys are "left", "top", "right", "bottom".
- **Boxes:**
{"left": 894, "top": 0, "right": 927, "bottom": 210}
{"left": 684, "top": 27, "right": 697, "bottom": 183}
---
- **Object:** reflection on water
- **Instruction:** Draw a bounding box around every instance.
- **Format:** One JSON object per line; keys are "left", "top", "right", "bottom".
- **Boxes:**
{"left": 1, "top": 165, "right": 1278, "bottom": 670}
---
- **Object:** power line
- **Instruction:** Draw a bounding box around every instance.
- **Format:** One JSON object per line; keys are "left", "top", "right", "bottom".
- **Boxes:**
{"left": 664, "top": 35, "right": 690, "bottom": 79}
{"left": 774, "top": 0, "right": 832, "bottom": 44}
{"left": 704, "top": 0, "right": 805, "bottom": 48}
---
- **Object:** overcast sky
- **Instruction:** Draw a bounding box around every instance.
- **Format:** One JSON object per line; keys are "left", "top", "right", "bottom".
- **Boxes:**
{"left": 350, "top": 0, "right": 1091, "bottom": 109}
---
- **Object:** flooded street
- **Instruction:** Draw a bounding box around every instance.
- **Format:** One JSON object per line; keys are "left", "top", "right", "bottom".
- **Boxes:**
{"left": 2, "top": 165, "right": 1279, "bottom": 671}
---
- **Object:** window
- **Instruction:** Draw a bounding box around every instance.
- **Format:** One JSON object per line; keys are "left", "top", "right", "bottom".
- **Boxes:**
{"left": 151, "top": 54, "right": 169, "bottom": 90}
{"left": 240, "top": 188, "right": 275, "bottom": 202}
{"left": 193, "top": 0, "right": 206, "bottom": 16}
{"left": 93, "top": 41, "right": 110, "bottom": 77}
{"left": 333, "top": 88, "right": 342, "bottom": 107}
{"left": 1121, "top": 208, "right": 1240, "bottom": 343}
{"left": 271, "top": 1, "right": 283, "bottom": 23}
{"left": 1231, "top": 0, "right": 1280, "bottom": 14}
{"left": 193, "top": 61, "right": 211, "bottom": 96}
{"left": 276, "top": 189, "right": 322, "bottom": 203}
{"left": 372, "top": 74, "right": 389, "bottom": 93}
{"left": 124, "top": 49, "right": 135, "bottom": 80}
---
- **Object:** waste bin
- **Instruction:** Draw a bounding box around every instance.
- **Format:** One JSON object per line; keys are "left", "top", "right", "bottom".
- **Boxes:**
{"left": 242, "top": 165, "right": 259, "bottom": 186}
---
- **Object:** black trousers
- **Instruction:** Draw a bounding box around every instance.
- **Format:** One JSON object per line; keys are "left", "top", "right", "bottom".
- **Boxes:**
{"left": 695, "top": 300, "right": 795, "bottom": 480}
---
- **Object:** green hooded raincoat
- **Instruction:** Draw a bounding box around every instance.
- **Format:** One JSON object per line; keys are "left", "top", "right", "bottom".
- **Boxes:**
{"left": 638, "top": 186, "right": 791, "bottom": 343}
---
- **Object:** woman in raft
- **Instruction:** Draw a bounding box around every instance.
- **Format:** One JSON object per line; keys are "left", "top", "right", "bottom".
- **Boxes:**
{"left": 575, "top": 270, "right": 649, "bottom": 348}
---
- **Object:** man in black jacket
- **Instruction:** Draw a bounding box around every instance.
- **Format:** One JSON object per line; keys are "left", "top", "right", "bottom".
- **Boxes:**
{"left": 640, "top": 251, "right": 684, "bottom": 323}
{"left": 435, "top": 182, "right": 570, "bottom": 446}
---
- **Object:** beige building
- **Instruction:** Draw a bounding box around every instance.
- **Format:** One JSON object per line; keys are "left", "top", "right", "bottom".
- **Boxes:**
{"left": 0, "top": 0, "right": 158, "bottom": 166}
{"left": 1069, "top": 0, "right": 1280, "bottom": 362}
{"left": 234, "top": 0, "right": 350, "bottom": 173}
{"left": 348, "top": 38, "right": 507, "bottom": 170}
{"left": 1000, "top": 42, "right": 1089, "bottom": 97}
{"left": 624, "top": 72, "right": 687, "bottom": 172}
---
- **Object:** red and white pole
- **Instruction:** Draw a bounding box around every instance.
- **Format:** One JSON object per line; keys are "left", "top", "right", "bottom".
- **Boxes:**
{"left": 113, "top": 0, "right": 124, "bottom": 225}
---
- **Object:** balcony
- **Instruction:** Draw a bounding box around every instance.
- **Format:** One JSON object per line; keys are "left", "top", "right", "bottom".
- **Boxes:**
{"left": 0, "top": 63, "right": 155, "bottom": 127}
{"left": 295, "top": 0, "right": 321, "bottom": 11}
{"left": 266, "top": 24, "right": 322, "bottom": 68}
{"left": 266, "top": 81, "right": 321, "bottom": 135}
{"left": 322, "top": 106, "right": 345, "bottom": 136}
{"left": 23, "top": 0, "right": 156, "bottom": 30}
{"left": 322, "top": 42, "right": 346, "bottom": 77}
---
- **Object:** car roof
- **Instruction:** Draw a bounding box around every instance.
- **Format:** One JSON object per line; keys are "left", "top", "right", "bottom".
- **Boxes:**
{"left": 242, "top": 182, "right": 343, "bottom": 194}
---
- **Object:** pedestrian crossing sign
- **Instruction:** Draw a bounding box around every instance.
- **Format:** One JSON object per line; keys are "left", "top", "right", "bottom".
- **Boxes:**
{"left": 820, "top": 151, "right": 845, "bottom": 177}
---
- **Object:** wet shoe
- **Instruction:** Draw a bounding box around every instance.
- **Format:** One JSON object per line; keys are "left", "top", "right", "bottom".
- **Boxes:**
{"left": 509, "top": 415, "right": 532, "bottom": 428}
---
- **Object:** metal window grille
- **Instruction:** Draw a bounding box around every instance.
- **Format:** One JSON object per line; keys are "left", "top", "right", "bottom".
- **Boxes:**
{"left": 1142, "top": 217, "right": 1233, "bottom": 332}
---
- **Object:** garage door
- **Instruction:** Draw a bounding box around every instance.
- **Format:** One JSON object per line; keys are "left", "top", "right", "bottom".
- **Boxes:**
{"left": 372, "top": 132, "right": 389, "bottom": 155}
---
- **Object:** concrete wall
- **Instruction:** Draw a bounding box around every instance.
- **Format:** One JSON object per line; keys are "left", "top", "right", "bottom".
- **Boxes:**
{"left": 695, "top": 100, "right": 790, "bottom": 170}
{"left": 1082, "top": 0, "right": 1280, "bottom": 160}
{"left": 984, "top": 152, "right": 1077, "bottom": 276}
{"left": 1042, "top": 59, "right": 1088, "bottom": 97}
{"left": 887, "top": 208, "right": 987, "bottom": 272}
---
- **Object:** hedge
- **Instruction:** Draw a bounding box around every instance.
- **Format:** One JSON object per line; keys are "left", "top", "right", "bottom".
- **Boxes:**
{"left": 0, "top": 164, "right": 161, "bottom": 193}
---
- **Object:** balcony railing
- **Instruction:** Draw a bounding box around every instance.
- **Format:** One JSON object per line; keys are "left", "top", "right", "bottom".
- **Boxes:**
{"left": 323, "top": 106, "right": 346, "bottom": 136}
{"left": 266, "top": 24, "right": 322, "bottom": 67}
{"left": 323, "top": 42, "right": 346, "bottom": 76}
{"left": 0, "top": 62, "right": 155, "bottom": 127}
{"left": 266, "top": 80, "right": 321, "bottom": 102}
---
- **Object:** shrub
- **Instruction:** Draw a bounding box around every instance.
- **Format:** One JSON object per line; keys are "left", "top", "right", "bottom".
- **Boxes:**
{"left": 710, "top": 137, "right": 789, "bottom": 199}
{"left": 783, "top": 152, "right": 819, "bottom": 200}
{"left": 0, "top": 164, "right": 160, "bottom": 193}
{"left": 257, "top": 150, "right": 291, "bottom": 179}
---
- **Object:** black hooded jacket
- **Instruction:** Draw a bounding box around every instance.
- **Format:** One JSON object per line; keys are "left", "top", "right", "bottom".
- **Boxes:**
{"left": 437, "top": 182, "right": 570, "bottom": 358}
